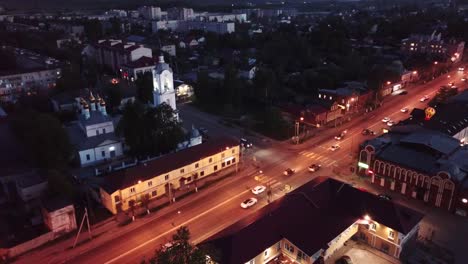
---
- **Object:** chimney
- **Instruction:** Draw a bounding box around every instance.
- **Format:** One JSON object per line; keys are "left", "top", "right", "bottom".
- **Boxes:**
{"left": 158, "top": 55, "right": 165, "bottom": 63}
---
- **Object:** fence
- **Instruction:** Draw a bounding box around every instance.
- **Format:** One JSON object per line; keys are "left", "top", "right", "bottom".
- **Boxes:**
{"left": 8, "top": 231, "right": 56, "bottom": 258}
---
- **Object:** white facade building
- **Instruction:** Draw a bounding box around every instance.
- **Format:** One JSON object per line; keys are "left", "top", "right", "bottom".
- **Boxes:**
{"left": 152, "top": 20, "right": 234, "bottom": 34}
{"left": 198, "top": 12, "right": 247, "bottom": 23}
{"left": 67, "top": 94, "right": 124, "bottom": 167}
{"left": 92, "top": 39, "right": 153, "bottom": 72}
{"left": 138, "top": 6, "right": 162, "bottom": 20}
{"left": 0, "top": 68, "right": 61, "bottom": 102}
{"left": 41, "top": 199, "right": 77, "bottom": 234}
{"left": 168, "top": 7, "right": 194, "bottom": 20}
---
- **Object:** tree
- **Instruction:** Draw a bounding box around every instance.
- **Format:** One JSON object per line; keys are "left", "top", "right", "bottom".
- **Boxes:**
{"left": 116, "top": 102, "right": 185, "bottom": 158}
{"left": 129, "top": 199, "right": 136, "bottom": 221}
{"left": 429, "top": 86, "right": 458, "bottom": 106}
{"left": 144, "top": 226, "right": 207, "bottom": 264}
{"left": 55, "top": 64, "right": 84, "bottom": 93}
{"left": 0, "top": 47, "right": 17, "bottom": 71}
{"left": 140, "top": 193, "right": 151, "bottom": 215}
{"left": 103, "top": 82, "right": 123, "bottom": 112}
{"left": 135, "top": 72, "right": 154, "bottom": 104}
{"left": 10, "top": 110, "right": 72, "bottom": 169}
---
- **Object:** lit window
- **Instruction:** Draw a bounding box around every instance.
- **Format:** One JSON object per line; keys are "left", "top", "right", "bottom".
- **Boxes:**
{"left": 388, "top": 230, "right": 395, "bottom": 240}
{"left": 318, "top": 94, "right": 322, "bottom": 98}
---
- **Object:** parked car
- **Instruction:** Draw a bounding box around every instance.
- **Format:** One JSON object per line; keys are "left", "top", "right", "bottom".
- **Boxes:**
{"left": 400, "top": 107, "right": 409, "bottom": 113}
{"left": 283, "top": 168, "right": 296, "bottom": 176}
{"left": 382, "top": 117, "right": 390, "bottom": 123}
{"left": 240, "top": 198, "right": 258, "bottom": 208}
{"left": 330, "top": 144, "right": 341, "bottom": 151}
{"left": 252, "top": 185, "right": 266, "bottom": 195}
{"left": 336, "top": 255, "right": 353, "bottom": 264}
{"left": 308, "top": 164, "right": 321, "bottom": 172}
{"left": 240, "top": 138, "right": 252, "bottom": 148}
{"left": 387, "top": 121, "right": 395, "bottom": 126}
{"left": 378, "top": 194, "right": 392, "bottom": 201}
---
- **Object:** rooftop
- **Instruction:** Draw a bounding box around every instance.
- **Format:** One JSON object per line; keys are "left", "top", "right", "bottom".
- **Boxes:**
{"left": 42, "top": 197, "right": 73, "bottom": 212}
{"left": 67, "top": 123, "right": 121, "bottom": 151}
{"left": 101, "top": 137, "right": 239, "bottom": 194}
{"left": 202, "top": 177, "right": 424, "bottom": 264}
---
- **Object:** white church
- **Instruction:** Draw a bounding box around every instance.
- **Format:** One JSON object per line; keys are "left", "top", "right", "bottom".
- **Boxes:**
{"left": 152, "top": 55, "right": 201, "bottom": 150}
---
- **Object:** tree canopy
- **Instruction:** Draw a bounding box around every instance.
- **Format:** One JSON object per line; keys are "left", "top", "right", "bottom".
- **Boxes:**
{"left": 136, "top": 72, "right": 154, "bottom": 104}
{"left": 117, "top": 102, "right": 185, "bottom": 158}
{"left": 142, "top": 226, "right": 209, "bottom": 264}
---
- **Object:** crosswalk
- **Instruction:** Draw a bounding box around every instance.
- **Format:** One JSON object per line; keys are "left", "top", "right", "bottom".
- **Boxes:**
{"left": 298, "top": 150, "right": 336, "bottom": 167}
{"left": 255, "top": 175, "right": 283, "bottom": 190}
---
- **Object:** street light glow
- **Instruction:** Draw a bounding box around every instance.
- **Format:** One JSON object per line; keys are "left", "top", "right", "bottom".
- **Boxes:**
{"left": 462, "top": 198, "right": 468, "bottom": 204}
{"left": 386, "top": 81, "right": 391, "bottom": 85}
{"left": 364, "top": 215, "right": 371, "bottom": 221}
{"left": 412, "top": 71, "right": 417, "bottom": 75}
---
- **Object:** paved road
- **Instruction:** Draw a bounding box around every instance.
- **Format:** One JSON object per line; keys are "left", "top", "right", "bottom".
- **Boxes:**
{"left": 13, "top": 69, "right": 467, "bottom": 264}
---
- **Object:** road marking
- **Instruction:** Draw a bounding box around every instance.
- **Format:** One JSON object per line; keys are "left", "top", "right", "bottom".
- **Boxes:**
{"left": 299, "top": 150, "right": 307, "bottom": 155}
{"left": 103, "top": 188, "right": 250, "bottom": 264}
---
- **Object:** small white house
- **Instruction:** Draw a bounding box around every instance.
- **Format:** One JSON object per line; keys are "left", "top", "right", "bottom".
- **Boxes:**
{"left": 41, "top": 198, "right": 77, "bottom": 234}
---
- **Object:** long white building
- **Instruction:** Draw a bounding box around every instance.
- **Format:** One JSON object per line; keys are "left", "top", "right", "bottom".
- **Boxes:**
{"left": 152, "top": 20, "right": 235, "bottom": 34}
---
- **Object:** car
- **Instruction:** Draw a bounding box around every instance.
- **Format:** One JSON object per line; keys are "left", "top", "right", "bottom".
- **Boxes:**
{"left": 335, "top": 255, "right": 353, "bottom": 264}
{"left": 387, "top": 121, "right": 395, "bottom": 126}
{"left": 378, "top": 194, "right": 392, "bottom": 201}
{"left": 240, "top": 198, "right": 258, "bottom": 208}
{"left": 308, "top": 164, "right": 321, "bottom": 172}
{"left": 334, "top": 133, "right": 344, "bottom": 140}
{"left": 459, "top": 66, "right": 465, "bottom": 72}
{"left": 252, "top": 185, "right": 266, "bottom": 195}
{"left": 419, "top": 95, "right": 429, "bottom": 102}
{"left": 462, "top": 77, "right": 466, "bottom": 82}
{"left": 400, "top": 107, "right": 409, "bottom": 113}
{"left": 330, "top": 144, "right": 341, "bottom": 151}
{"left": 361, "top": 129, "right": 375, "bottom": 136}
{"left": 448, "top": 82, "right": 455, "bottom": 87}
{"left": 382, "top": 117, "right": 390, "bottom": 123}
{"left": 240, "top": 138, "right": 252, "bottom": 148}
{"left": 283, "top": 168, "right": 296, "bottom": 176}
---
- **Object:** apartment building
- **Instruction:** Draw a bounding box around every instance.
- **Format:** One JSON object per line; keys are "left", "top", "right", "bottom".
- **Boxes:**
{"left": 202, "top": 177, "right": 423, "bottom": 264}
{"left": 100, "top": 137, "right": 240, "bottom": 214}
{"left": 92, "top": 39, "right": 153, "bottom": 72}
{"left": 152, "top": 20, "right": 235, "bottom": 34}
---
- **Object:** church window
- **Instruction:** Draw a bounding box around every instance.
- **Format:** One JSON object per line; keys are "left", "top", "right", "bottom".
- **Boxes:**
{"left": 101, "top": 151, "right": 105, "bottom": 157}
{"left": 86, "top": 154, "right": 90, "bottom": 161}
{"left": 103, "top": 128, "right": 106, "bottom": 134}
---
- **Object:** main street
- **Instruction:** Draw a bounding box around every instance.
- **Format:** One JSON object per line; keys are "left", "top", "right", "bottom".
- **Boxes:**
{"left": 14, "top": 69, "right": 466, "bottom": 264}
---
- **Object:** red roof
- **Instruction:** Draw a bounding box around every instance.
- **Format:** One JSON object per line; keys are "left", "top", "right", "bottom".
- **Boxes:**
{"left": 101, "top": 137, "right": 239, "bottom": 194}
{"left": 121, "top": 56, "right": 156, "bottom": 68}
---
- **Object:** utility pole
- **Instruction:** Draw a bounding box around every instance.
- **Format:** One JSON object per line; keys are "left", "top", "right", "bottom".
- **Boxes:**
{"left": 295, "top": 121, "right": 299, "bottom": 144}
{"left": 73, "top": 207, "right": 92, "bottom": 248}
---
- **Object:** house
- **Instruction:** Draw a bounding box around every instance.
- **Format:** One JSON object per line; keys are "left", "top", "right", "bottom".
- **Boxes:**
{"left": 202, "top": 177, "right": 424, "bottom": 264}
{"left": 161, "top": 44, "right": 176, "bottom": 57}
{"left": 66, "top": 94, "right": 124, "bottom": 167}
{"left": 91, "top": 39, "right": 153, "bottom": 72}
{"left": 358, "top": 127, "right": 468, "bottom": 215}
{"left": 99, "top": 137, "right": 239, "bottom": 214}
{"left": 120, "top": 56, "right": 156, "bottom": 81}
{"left": 41, "top": 198, "right": 77, "bottom": 234}
{"left": 401, "top": 31, "right": 465, "bottom": 63}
